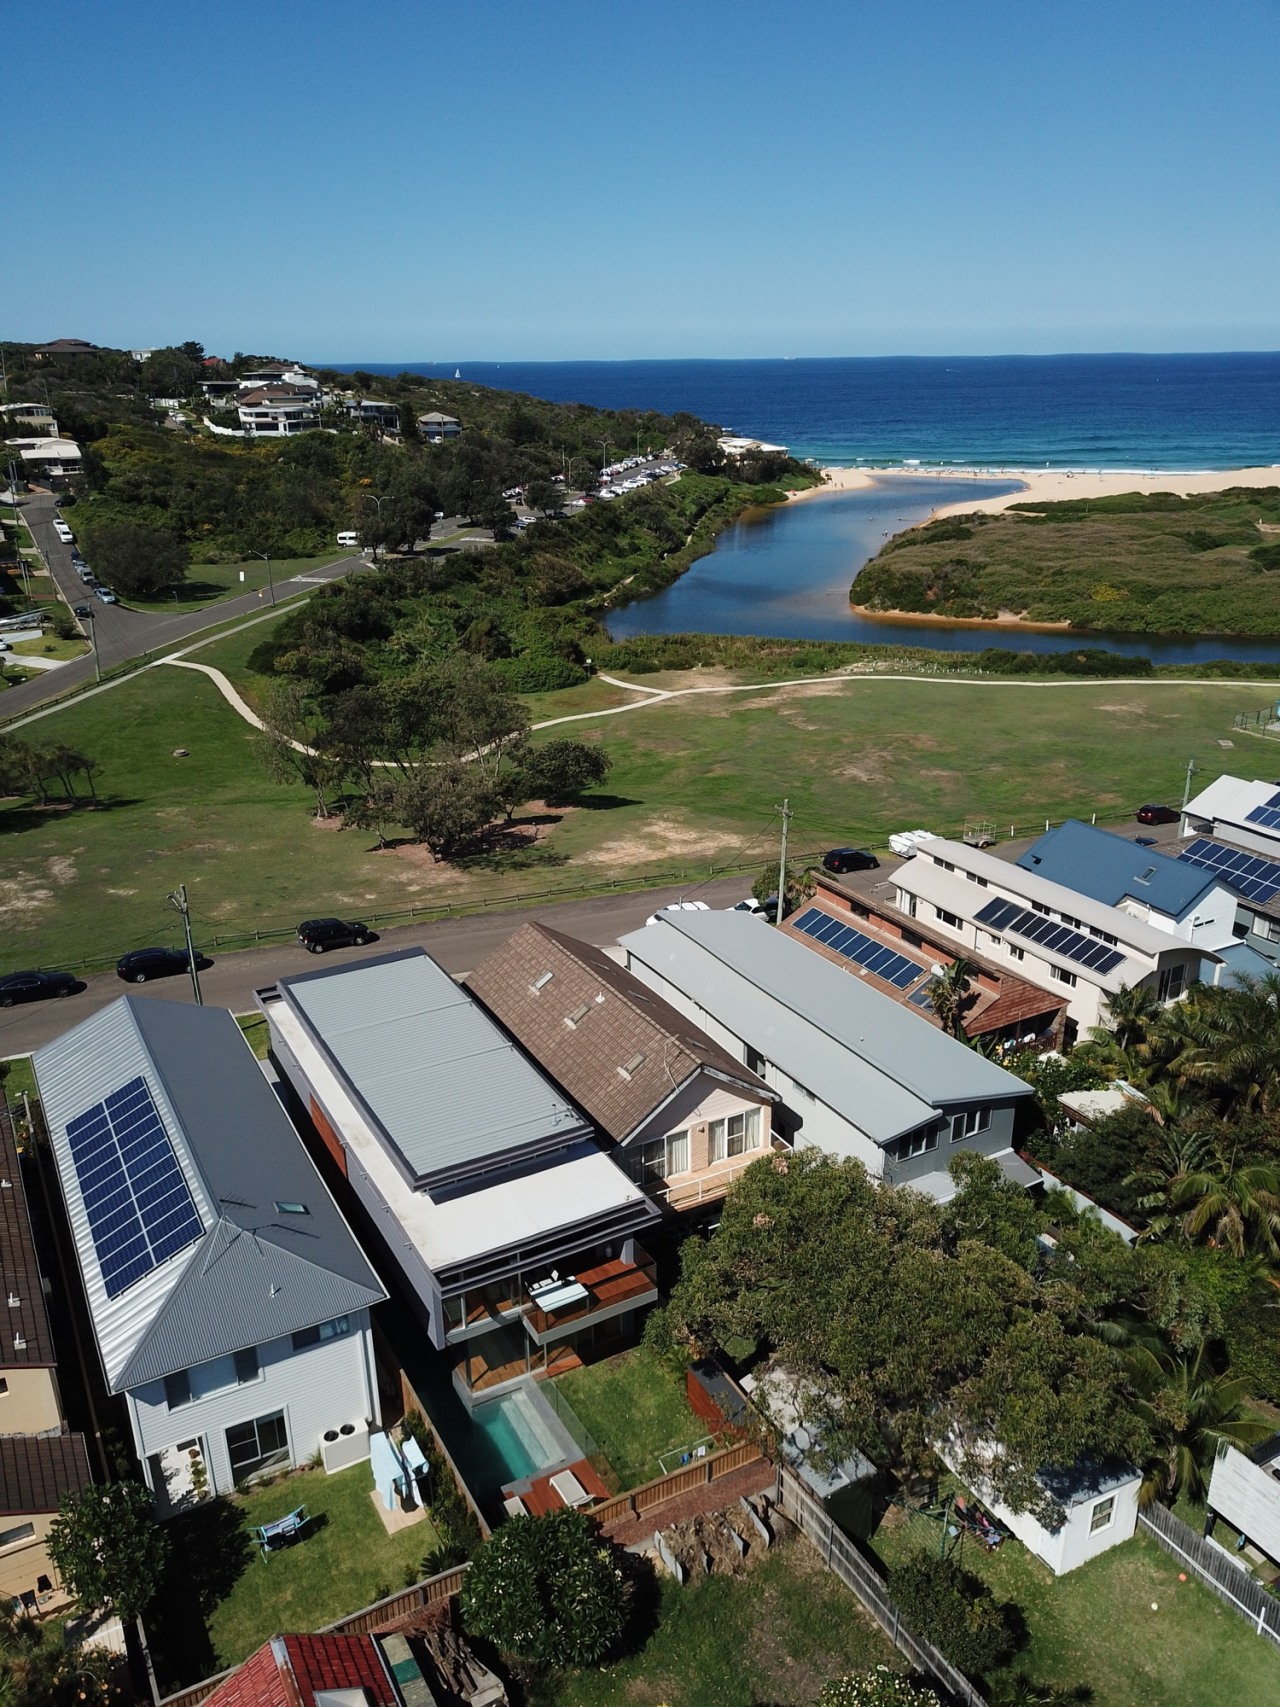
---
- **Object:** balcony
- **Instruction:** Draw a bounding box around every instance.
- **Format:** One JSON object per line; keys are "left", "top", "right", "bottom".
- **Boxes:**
{"left": 522, "top": 1245, "right": 659, "bottom": 1344}
{"left": 650, "top": 1136, "right": 792, "bottom": 1212}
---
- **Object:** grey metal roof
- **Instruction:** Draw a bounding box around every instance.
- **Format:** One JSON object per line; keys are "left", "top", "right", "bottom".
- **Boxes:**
{"left": 34, "top": 999, "right": 384, "bottom": 1393}
{"left": 620, "top": 912, "right": 1031, "bottom": 1145}
{"left": 277, "top": 949, "right": 593, "bottom": 1190}
{"left": 1019, "top": 820, "right": 1216, "bottom": 916}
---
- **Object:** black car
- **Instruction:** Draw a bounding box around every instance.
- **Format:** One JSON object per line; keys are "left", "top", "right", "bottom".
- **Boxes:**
{"left": 297, "top": 917, "right": 371, "bottom": 953}
{"left": 0, "top": 970, "right": 79, "bottom": 1007}
{"left": 822, "top": 847, "right": 880, "bottom": 874}
{"left": 1135, "top": 803, "right": 1180, "bottom": 826}
{"left": 74, "top": 604, "right": 92, "bottom": 619}
{"left": 116, "top": 947, "right": 212, "bottom": 984}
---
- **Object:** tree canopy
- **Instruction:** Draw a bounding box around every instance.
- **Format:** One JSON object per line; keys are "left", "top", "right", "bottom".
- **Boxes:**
{"left": 47, "top": 1480, "right": 168, "bottom": 1625}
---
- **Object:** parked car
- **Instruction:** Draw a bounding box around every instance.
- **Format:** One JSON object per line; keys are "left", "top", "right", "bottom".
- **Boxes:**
{"left": 0, "top": 641, "right": 8, "bottom": 653}
{"left": 94, "top": 587, "right": 117, "bottom": 604}
{"left": 297, "top": 917, "right": 371, "bottom": 953}
{"left": 1136, "top": 803, "right": 1180, "bottom": 826}
{"left": 116, "top": 947, "right": 212, "bottom": 984}
{"left": 645, "top": 899, "right": 711, "bottom": 928}
{"left": 0, "top": 969, "right": 80, "bottom": 1007}
{"left": 336, "top": 531, "right": 360, "bottom": 548}
{"left": 731, "top": 897, "right": 766, "bottom": 916}
{"left": 73, "top": 604, "right": 92, "bottom": 618}
{"left": 822, "top": 847, "right": 880, "bottom": 875}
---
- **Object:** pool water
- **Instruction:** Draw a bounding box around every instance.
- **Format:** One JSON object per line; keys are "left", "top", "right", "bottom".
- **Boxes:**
{"left": 448, "top": 1383, "right": 570, "bottom": 1493}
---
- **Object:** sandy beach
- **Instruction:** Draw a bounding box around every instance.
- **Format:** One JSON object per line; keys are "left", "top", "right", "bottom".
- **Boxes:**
{"left": 798, "top": 461, "right": 1280, "bottom": 519}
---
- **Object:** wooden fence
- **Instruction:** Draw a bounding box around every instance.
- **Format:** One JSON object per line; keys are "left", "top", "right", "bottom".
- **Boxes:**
{"left": 1139, "top": 1501, "right": 1280, "bottom": 1646}
{"left": 778, "top": 1469, "right": 985, "bottom": 1707}
{"left": 590, "top": 1439, "right": 765, "bottom": 1528}
{"left": 145, "top": 1565, "right": 471, "bottom": 1707}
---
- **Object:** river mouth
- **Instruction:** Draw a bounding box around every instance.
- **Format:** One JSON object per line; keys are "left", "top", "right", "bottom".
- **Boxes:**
{"left": 604, "top": 476, "right": 1280, "bottom": 666}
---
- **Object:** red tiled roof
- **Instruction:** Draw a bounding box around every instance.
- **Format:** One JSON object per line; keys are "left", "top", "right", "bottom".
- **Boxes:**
{"left": 202, "top": 1633, "right": 394, "bottom": 1707}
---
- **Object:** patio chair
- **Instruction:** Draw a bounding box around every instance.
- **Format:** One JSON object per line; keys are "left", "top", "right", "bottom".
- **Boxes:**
{"left": 251, "top": 1503, "right": 310, "bottom": 1561}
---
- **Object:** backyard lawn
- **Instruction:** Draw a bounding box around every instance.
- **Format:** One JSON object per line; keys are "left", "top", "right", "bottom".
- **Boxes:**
{"left": 146, "top": 1462, "right": 442, "bottom": 1689}
{"left": 552, "top": 1348, "right": 713, "bottom": 1489}
{"left": 2, "top": 646, "right": 1273, "bottom": 971}
{"left": 871, "top": 1502, "right": 1280, "bottom": 1707}
{"left": 527, "top": 1535, "right": 897, "bottom": 1707}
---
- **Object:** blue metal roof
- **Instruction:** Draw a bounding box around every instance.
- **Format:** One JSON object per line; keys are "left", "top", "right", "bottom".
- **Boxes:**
{"left": 1018, "top": 820, "right": 1216, "bottom": 917}
{"left": 1213, "top": 941, "right": 1279, "bottom": 989}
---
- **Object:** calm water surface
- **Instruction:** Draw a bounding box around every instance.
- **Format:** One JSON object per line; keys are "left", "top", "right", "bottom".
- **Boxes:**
{"left": 605, "top": 478, "right": 1280, "bottom": 665}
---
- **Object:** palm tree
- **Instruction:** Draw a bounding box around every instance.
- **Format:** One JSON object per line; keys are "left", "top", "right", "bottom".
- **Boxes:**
{"left": 928, "top": 957, "right": 975, "bottom": 1041}
{"left": 1125, "top": 1129, "right": 1216, "bottom": 1242}
{"left": 1168, "top": 1152, "right": 1280, "bottom": 1259}
{"left": 1097, "top": 981, "right": 1163, "bottom": 1052}
{"left": 1124, "top": 1336, "right": 1272, "bottom": 1506}
{"left": 1158, "top": 974, "right": 1280, "bottom": 1117}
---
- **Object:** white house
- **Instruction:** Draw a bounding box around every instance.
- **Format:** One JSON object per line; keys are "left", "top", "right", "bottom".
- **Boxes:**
{"left": 893, "top": 838, "right": 1219, "bottom": 1043}
{"left": 34, "top": 999, "right": 386, "bottom": 1517}
{"left": 1182, "top": 773, "right": 1280, "bottom": 856}
{"left": 618, "top": 910, "right": 1037, "bottom": 1200}
{"left": 236, "top": 387, "right": 321, "bottom": 436}
{"left": 258, "top": 949, "right": 661, "bottom": 1396}
{"left": 1206, "top": 1438, "right": 1280, "bottom": 1567}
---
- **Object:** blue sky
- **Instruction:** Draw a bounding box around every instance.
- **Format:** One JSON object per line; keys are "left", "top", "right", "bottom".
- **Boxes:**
{"left": 12, "top": 0, "right": 1280, "bottom": 360}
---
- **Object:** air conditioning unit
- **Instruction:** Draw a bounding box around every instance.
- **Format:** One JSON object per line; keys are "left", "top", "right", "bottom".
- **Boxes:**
{"left": 321, "top": 1423, "right": 370, "bottom": 1474}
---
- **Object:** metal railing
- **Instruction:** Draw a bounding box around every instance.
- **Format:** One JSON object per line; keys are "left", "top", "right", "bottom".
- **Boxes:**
{"left": 778, "top": 1468, "right": 986, "bottom": 1707}
{"left": 1138, "top": 1501, "right": 1280, "bottom": 1645}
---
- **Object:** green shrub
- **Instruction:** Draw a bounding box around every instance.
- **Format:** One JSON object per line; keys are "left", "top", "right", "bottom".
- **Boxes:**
{"left": 489, "top": 654, "right": 587, "bottom": 692}
{"left": 886, "top": 1552, "right": 1019, "bottom": 1678}
{"left": 815, "top": 1672, "right": 941, "bottom": 1707}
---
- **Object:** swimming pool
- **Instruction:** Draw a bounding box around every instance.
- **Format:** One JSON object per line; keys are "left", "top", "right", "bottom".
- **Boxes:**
{"left": 450, "top": 1382, "right": 573, "bottom": 1492}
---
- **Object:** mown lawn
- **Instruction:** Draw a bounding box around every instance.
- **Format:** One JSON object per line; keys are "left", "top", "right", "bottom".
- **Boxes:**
{"left": 552, "top": 1349, "right": 711, "bottom": 1490}
{"left": 871, "top": 1503, "right": 1280, "bottom": 1707}
{"left": 528, "top": 1536, "right": 897, "bottom": 1707}
{"left": 126, "top": 551, "right": 347, "bottom": 613}
{"left": 0, "top": 661, "right": 1270, "bottom": 971}
{"left": 147, "top": 1462, "right": 442, "bottom": 1688}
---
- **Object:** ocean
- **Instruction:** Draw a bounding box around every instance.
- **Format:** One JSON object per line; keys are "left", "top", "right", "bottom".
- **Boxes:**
{"left": 339, "top": 352, "right": 1280, "bottom": 470}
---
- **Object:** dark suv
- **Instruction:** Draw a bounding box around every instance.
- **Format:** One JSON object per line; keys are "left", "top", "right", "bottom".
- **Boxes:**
{"left": 297, "top": 917, "right": 371, "bottom": 954}
{"left": 1135, "top": 804, "right": 1180, "bottom": 826}
{"left": 822, "top": 847, "right": 880, "bottom": 874}
{"left": 116, "top": 947, "right": 211, "bottom": 983}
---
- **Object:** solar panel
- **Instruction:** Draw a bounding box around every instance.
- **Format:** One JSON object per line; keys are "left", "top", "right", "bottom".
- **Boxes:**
{"left": 791, "top": 908, "right": 923, "bottom": 990}
{"left": 1178, "top": 837, "right": 1280, "bottom": 905}
{"left": 1246, "top": 792, "right": 1280, "bottom": 829}
{"left": 66, "top": 1076, "right": 203, "bottom": 1299}
{"left": 973, "top": 896, "right": 1124, "bottom": 974}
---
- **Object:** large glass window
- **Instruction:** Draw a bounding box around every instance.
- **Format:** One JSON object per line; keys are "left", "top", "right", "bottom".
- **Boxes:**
{"left": 710, "top": 1108, "right": 761, "bottom": 1161}
{"left": 291, "top": 1315, "right": 351, "bottom": 1351}
{"left": 165, "top": 1347, "right": 259, "bottom": 1410}
{"left": 949, "top": 1107, "right": 992, "bottom": 1144}
{"left": 896, "top": 1126, "right": 939, "bottom": 1161}
{"left": 226, "top": 1411, "right": 289, "bottom": 1483}
{"left": 628, "top": 1130, "right": 689, "bottom": 1184}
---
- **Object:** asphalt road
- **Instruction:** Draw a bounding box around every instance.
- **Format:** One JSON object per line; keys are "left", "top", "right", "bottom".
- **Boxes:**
{"left": 0, "top": 495, "right": 365, "bottom": 718}
{"left": 0, "top": 874, "right": 759, "bottom": 1057}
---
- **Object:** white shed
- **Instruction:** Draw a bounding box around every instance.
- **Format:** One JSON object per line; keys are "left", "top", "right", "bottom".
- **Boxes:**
{"left": 938, "top": 1443, "right": 1141, "bottom": 1575}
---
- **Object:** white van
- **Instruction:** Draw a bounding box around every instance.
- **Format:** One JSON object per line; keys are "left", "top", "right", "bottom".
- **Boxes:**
{"left": 336, "top": 530, "right": 360, "bottom": 549}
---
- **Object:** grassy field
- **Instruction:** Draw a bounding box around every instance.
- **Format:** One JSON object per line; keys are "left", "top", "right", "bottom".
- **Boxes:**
{"left": 1, "top": 659, "right": 1274, "bottom": 972}
{"left": 872, "top": 1503, "right": 1280, "bottom": 1707}
{"left": 855, "top": 487, "right": 1280, "bottom": 634}
{"left": 9, "top": 633, "right": 90, "bottom": 660}
{"left": 528, "top": 1536, "right": 896, "bottom": 1707}
{"left": 146, "top": 1462, "right": 441, "bottom": 1688}
{"left": 552, "top": 1348, "right": 711, "bottom": 1489}
{"left": 125, "top": 551, "right": 347, "bottom": 613}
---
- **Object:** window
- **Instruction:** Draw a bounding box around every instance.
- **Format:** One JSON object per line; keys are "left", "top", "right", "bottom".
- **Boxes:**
{"left": 36, "top": 1575, "right": 51, "bottom": 1595}
{"left": 937, "top": 858, "right": 955, "bottom": 872}
{"left": 0, "top": 1523, "right": 34, "bottom": 1550}
{"left": 1007, "top": 944, "right": 1024, "bottom": 961}
{"left": 629, "top": 1130, "right": 689, "bottom": 1185}
{"left": 274, "top": 1201, "right": 309, "bottom": 1216}
{"left": 0, "top": 1378, "right": 9, "bottom": 1396}
{"left": 292, "top": 1315, "right": 352, "bottom": 1352}
{"left": 710, "top": 1108, "right": 762, "bottom": 1161}
{"left": 950, "top": 1107, "right": 992, "bottom": 1144}
{"left": 226, "top": 1411, "right": 289, "bottom": 1484}
{"left": 1049, "top": 965, "right": 1077, "bottom": 986}
{"left": 966, "top": 873, "right": 988, "bottom": 887}
{"left": 1089, "top": 1496, "right": 1115, "bottom": 1534}
{"left": 896, "top": 1127, "right": 939, "bottom": 1161}
{"left": 745, "top": 1046, "right": 767, "bottom": 1077}
{"left": 166, "top": 1348, "right": 259, "bottom": 1409}
{"left": 1158, "top": 963, "right": 1186, "bottom": 1002}
{"left": 934, "top": 907, "right": 963, "bottom": 929}
{"left": 902, "top": 929, "right": 923, "bottom": 949}
{"left": 1031, "top": 901, "right": 1050, "bottom": 915}
{"left": 530, "top": 970, "right": 554, "bottom": 992}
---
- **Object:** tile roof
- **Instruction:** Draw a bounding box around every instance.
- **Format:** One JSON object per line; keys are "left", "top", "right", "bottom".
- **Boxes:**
{"left": 0, "top": 1105, "right": 56, "bottom": 1368}
{"left": 0, "top": 1433, "right": 92, "bottom": 1514}
{"left": 203, "top": 1633, "right": 395, "bottom": 1707}
{"left": 465, "top": 923, "right": 774, "bottom": 1143}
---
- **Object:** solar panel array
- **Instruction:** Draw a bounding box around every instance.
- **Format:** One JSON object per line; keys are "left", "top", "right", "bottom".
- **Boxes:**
{"left": 1178, "top": 837, "right": 1280, "bottom": 905}
{"left": 974, "top": 896, "right": 1126, "bottom": 975}
{"left": 791, "top": 907, "right": 924, "bottom": 990}
{"left": 1245, "top": 790, "right": 1280, "bottom": 831}
{"left": 66, "top": 1076, "right": 203, "bottom": 1299}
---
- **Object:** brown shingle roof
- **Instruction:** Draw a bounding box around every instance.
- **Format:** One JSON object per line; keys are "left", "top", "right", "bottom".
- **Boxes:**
{"left": 0, "top": 1434, "right": 92, "bottom": 1514}
{"left": 0, "top": 1106, "right": 56, "bottom": 1368}
{"left": 465, "top": 923, "right": 773, "bottom": 1143}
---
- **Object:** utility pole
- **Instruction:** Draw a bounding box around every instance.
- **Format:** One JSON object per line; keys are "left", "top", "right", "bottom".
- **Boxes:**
{"left": 167, "top": 884, "right": 203, "bottom": 1005}
{"left": 84, "top": 609, "right": 100, "bottom": 683}
{"left": 252, "top": 550, "right": 276, "bottom": 606}
{"left": 775, "top": 798, "right": 791, "bottom": 925}
{"left": 1180, "top": 758, "right": 1197, "bottom": 813}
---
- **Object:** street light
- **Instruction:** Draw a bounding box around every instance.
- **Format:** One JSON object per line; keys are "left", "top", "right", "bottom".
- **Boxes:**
{"left": 81, "top": 607, "right": 100, "bottom": 683}
{"left": 599, "top": 441, "right": 609, "bottom": 486}
{"left": 166, "top": 883, "right": 203, "bottom": 1005}
{"left": 363, "top": 493, "right": 391, "bottom": 561}
{"left": 252, "top": 550, "right": 275, "bottom": 606}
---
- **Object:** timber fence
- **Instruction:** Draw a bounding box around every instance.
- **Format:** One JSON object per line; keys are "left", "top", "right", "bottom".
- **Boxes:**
{"left": 778, "top": 1469, "right": 986, "bottom": 1707}
{"left": 589, "top": 1439, "right": 765, "bottom": 1530}
{"left": 1138, "top": 1501, "right": 1280, "bottom": 1646}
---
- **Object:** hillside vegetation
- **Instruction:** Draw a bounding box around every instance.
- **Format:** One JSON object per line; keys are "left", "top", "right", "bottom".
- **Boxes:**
{"left": 853, "top": 488, "right": 1280, "bottom": 635}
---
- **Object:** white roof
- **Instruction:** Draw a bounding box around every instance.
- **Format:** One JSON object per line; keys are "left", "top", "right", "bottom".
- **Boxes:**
{"left": 267, "top": 998, "right": 648, "bottom": 1274}
{"left": 1184, "top": 774, "right": 1280, "bottom": 833}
